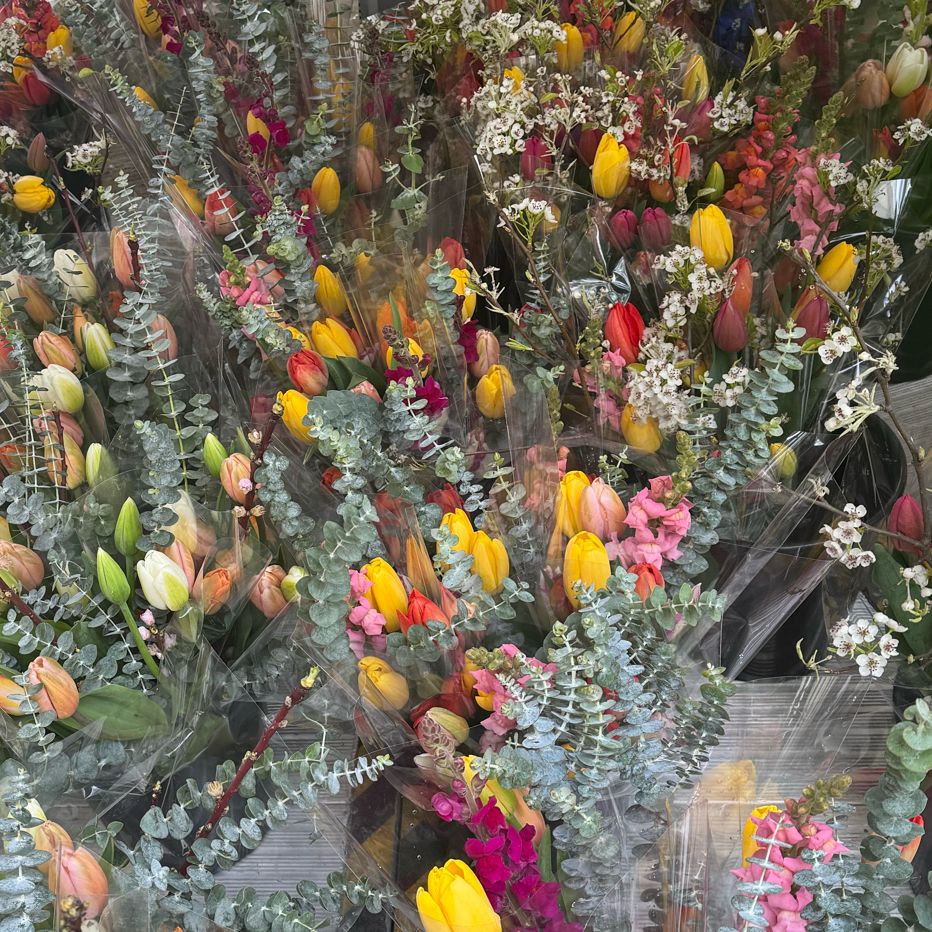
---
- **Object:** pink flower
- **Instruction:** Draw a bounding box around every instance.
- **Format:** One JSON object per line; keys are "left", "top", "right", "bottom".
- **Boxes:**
{"left": 431, "top": 792, "right": 465, "bottom": 822}
{"left": 789, "top": 148, "right": 846, "bottom": 253}
{"left": 617, "top": 476, "right": 691, "bottom": 567}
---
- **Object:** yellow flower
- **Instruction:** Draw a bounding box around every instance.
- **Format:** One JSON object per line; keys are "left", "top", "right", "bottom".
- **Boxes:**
{"left": 170, "top": 175, "right": 204, "bottom": 217}
{"left": 620, "top": 403, "right": 663, "bottom": 453}
{"left": 689, "top": 204, "right": 733, "bottom": 271}
{"left": 357, "top": 656, "right": 409, "bottom": 710}
{"left": 449, "top": 268, "right": 476, "bottom": 320}
{"left": 246, "top": 111, "right": 270, "bottom": 142}
{"left": 357, "top": 121, "right": 376, "bottom": 149}
{"left": 475, "top": 364, "right": 516, "bottom": 419}
{"left": 416, "top": 859, "right": 502, "bottom": 932}
{"left": 311, "top": 167, "right": 341, "bottom": 215}
{"left": 555, "top": 470, "right": 591, "bottom": 537}
{"left": 556, "top": 23, "right": 583, "bottom": 72}
{"left": 310, "top": 318, "right": 357, "bottom": 358}
{"left": 461, "top": 756, "right": 545, "bottom": 841}
{"left": 133, "top": 86, "right": 159, "bottom": 110}
{"left": 816, "top": 242, "right": 859, "bottom": 293}
{"left": 46, "top": 25, "right": 72, "bottom": 56}
{"left": 133, "top": 0, "right": 162, "bottom": 38}
{"left": 386, "top": 337, "right": 428, "bottom": 374}
{"left": 683, "top": 53, "right": 710, "bottom": 103}
{"left": 769, "top": 443, "right": 798, "bottom": 480}
{"left": 591, "top": 134, "right": 630, "bottom": 200}
{"left": 277, "top": 390, "right": 315, "bottom": 444}
{"left": 741, "top": 805, "right": 781, "bottom": 864}
{"left": 613, "top": 11, "right": 645, "bottom": 53}
{"left": 440, "top": 508, "right": 475, "bottom": 555}
{"left": 469, "top": 531, "right": 509, "bottom": 593}
{"left": 13, "top": 176, "right": 55, "bottom": 214}
{"left": 314, "top": 265, "right": 348, "bottom": 316}
{"left": 563, "top": 531, "right": 611, "bottom": 607}
{"left": 503, "top": 66, "right": 524, "bottom": 91}
{"left": 362, "top": 557, "right": 408, "bottom": 633}
{"left": 283, "top": 325, "right": 311, "bottom": 349}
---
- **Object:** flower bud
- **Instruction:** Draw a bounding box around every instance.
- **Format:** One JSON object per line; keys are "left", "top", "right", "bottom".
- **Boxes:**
{"left": 889, "top": 494, "right": 924, "bottom": 551}
{"left": 286, "top": 349, "right": 328, "bottom": 397}
{"left": 899, "top": 815, "right": 925, "bottom": 864}
{"left": 311, "top": 167, "right": 341, "bottom": 215}
{"left": 280, "top": 565, "right": 307, "bottom": 602}
{"left": 202, "top": 433, "right": 228, "bottom": 477}
{"left": 563, "top": 531, "right": 611, "bottom": 607}
{"left": 902, "top": 84, "right": 932, "bottom": 120}
{"left": 418, "top": 706, "right": 469, "bottom": 745}
{"left": 605, "top": 302, "right": 645, "bottom": 364}
{"left": 520, "top": 136, "right": 553, "bottom": 180}
{"left": 133, "top": 85, "right": 159, "bottom": 109}
{"left": 96, "top": 548, "right": 131, "bottom": 605}
{"left": 114, "top": 498, "right": 142, "bottom": 557}
{"left": 163, "top": 539, "right": 195, "bottom": 591}
{"left": 816, "top": 241, "right": 858, "bottom": 293}
{"left": 53, "top": 249, "right": 97, "bottom": 303}
{"left": 578, "top": 478, "right": 627, "bottom": 541}
{"left": 613, "top": 11, "right": 645, "bottom": 53}
{"left": 712, "top": 297, "right": 748, "bottom": 353}
{"left": 729, "top": 257, "right": 754, "bottom": 316}
{"left": 82, "top": 322, "right": 115, "bottom": 371}
{"left": 362, "top": 557, "right": 409, "bottom": 632}
{"left": 204, "top": 187, "right": 238, "bottom": 237}
{"left": 137, "top": 550, "right": 190, "bottom": 612}
{"left": 556, "top": 23, "right": 583, "bottom": 71}
{"left": 416, "top": 859, "right": 500, "bottom": 932}
{"left": 27, "top": 133, "right": 49, "bottom": 173}
{"left": 469, "top": 530, "right": 509, "bottom": 593}
{"left": 769, "top": 443, "right": 798, "bottom": 480}
{"left": 355, "top": 146, "right": 382, "bottom": 194}
{"left": 195, "top": 568, "right": 232, "bottom": 615}
{"left": 249, "top": 565, "right": 288, "bottom": 618}
{"left": 683, "top": 53, "right": 710, "bottom": 103}
{"left": 591, "top": 134, "right": 630, "bottom": 200}
{"left": 170, "top": 175, "right": 204, "bottom": 217}
{"left": 886, "top": 43, "right": 928, "bottom": 98}
{"left": 475, "top": 364, "right": 516, "bottom": 419}
{"left": 310, "top": 318, "right": 357, "bottom": 358}
{"left": 152, "top": 314, "right": 178, "bottom": 361}
{"left": 34, "top": 331, "right": 81, "bottom": 373}
{"left": 110, "top": 228, "right": 137, "bottom": 291}
{"left": 398, "top": 588, "right": 449, "bottom": 634}
{"left": 31, "top": 820, "right": 73, "bottom": 875}
{"left": 0, "top": 675, "right": 26, "bottom": 714}
{"left": 84, "top": 443, "right": 115, "bottom": 489}
{"left": 854, "top": 60, "right": 890, "bottom": 110}
{"left": 608, "top": 209, "right": 638, "bottom": 249}
{"left": 358, "top": 656, "right": 409, "bottom": 710}
{"left": 791, "top": 287, "right": 829, "bottom": 340}
{"left": 555, "top": 470, "right": 591, "bottom": 537}
{"left": 689, "top": 204, "right": 733, "bottom": 270}
{"left": 468, "top": 330, "right": 500, "bottom": 379}
{"left": 277, "top": 389, "right": 315, "bottom": 444}
{"left": 12, "top": 176, "right": 55, "bottom": 214}
{"left": 15, "top": 275, "right": 54, "bottom": 325}
{"left": 219, "top": 452, "right": 253, "bottom": 505}
{"left": 49, "top": 846, "right": 109, "bottom": 919}
{"left": 28, "top": 656, "right": 79, "bottom": 719}
{"left": 34, "top": 365, "right": 84, "bottom": 414}
{"left": 350, "top": 380, "right": 381, "bottom": 401}
{"left": 703, "top": 161, "right": 725, "bottom": 201}
{"left": 0, "top": 540, "right": 44, "bottom": 589}
{"left": 630, "top": 562, "right": 663, "bottom": 601}
{"left": 314, "top": 265, "right": 348, "bottom": 316}
{"left": 134, "top": 0, "right": 162, "bottom": 37}
{"left": 639, "top": 207, "right": 672, "bottom": 251}
{"left": 441, "top": 508, "right": 476, "bottom": 556}
{"left": 621, "top": 403, "right": 663, "bottom": 453}
{"left": 44, "top": 428, "right": 85, "bottom": 490}
{"left": 428, "top": 483, "right": 465, "bottom": 515}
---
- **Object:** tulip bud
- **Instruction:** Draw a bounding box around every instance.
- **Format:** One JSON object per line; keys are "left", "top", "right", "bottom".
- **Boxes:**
{"left": 406, "top": 536, "right": 441, "bottom": 602}
{"left": 816, "top": 242, "right": 858, "bottom": 293}
{"left": 84, "top": 443, "right": 115, "bottom": 489}
{"left": 630, "top": 562, "right": 663, "bottom": 601}
{"left": 33, "top": 365, "right": 84, "bottom": 414}
{"left": 398, "top": 588, "right": 449, "bottom": 634}
{"left": 286, "top": 348, "right": 328, "bottom": 397}
{"left": 791, "top": 287, "right": 829, "bottom": 340}
{"left": 82, "top": 322, "right": 115, "bottom": 371}
{"left": 191, "top": 567, "right": 231, "bottom": 616}
{"left": 591, "top": 134, "right": 630, "bottom": 200}
{"left": 49, "top": 846, "right": 109, "bottom": 919}
{"left": 26, "top": 134, "right": 49, "bottom": 173}
{"left": 31, "top": 820, "right": 73, "bottom": 875}
{"left": 854, "top": 59, "right": 891, "bottom": 109}
{"left": 728, "top": 257, "right": 754, "bottom": 316}
{"left": 133, "top": 85, "right": 159, "bottom": 109}
{"left": 703, "top": 161, "right": 725, "bottom": 201}
{"left": 639, "top": 207, "right": 673, "bottom": 251}
{"left": 555, "top": 471, "right": 591, "bottom": 537}
{"left": 170, "top": 175, "right": 204, "bottom": 217}
{"left": 712, "top": 298, "right": 748, "bottom": 353}
{"left": 96, "top": 548, "right": 131, "bottom": 605}
{"left": 605, "top": 302, "right": 645, "bottom": 364}
{"left": 133, "top": 0, "right": 162, "bottom": 37}
{"left": 0, "top": 540, "right": 44, "bottom": 589}
{"left": 219, "top": 452, "right": 253, "bottom": 505}
{"left": 43, "top": 428, "right": 84, "bottom": 490}
{"left": 137, "top": 550, "right": 190, "bottom": 612}
{"left": 563, "top": 531, "right": 611, "bottom": 607}
{"left": 110, "top": 228, "right": 137, "bottom": 291}
{"left": 889, "top": 494, "right": 924, "bottom": 551}
{"left": 683, "top": 53, "right": 710, "bottom": 103}
{"left": 689, "top": 204, "right": 733, "bottom": 270}
{"left": 280, "top": 565, "right": 307, "bottom": 602}
{"left": 152, "top": 314, "right": 178, "bottom": 362}
{"left": 439, "top": 237, "right": 466, "bottom": 270}
{"left": 578, "top": 478, "right": 627, "bottom": 541}
{"left": 114, "top": 498, "right": 142, "bottom": 557}
{"left": 417, "top": 859, "right": 500, "bottom": 932}
{"left": 520, "top": 136, "right": 553, "bottom": 180}
{"left": 358, "top": 656, "right": 409, "bottom": 710}
{"left": 278, "top": 389, "right": 315, "bottom": 444}
{"left": 311, "top": 167, "right": 341, "bottom": 215}
{"left": 202, "top": 433, "right": 228, "bottom": 477}
{"left": 314, "top": 265, "right": 348, "bottom": 316}
{"left": 441, "top": 508, "right": 476, "bottom": 555}
{"left": 469, "top": 530, "right": 509, "bottom": 593}
{"left": 204, "top": 188, "right": 238, "bottom": 237}
{"left": 12, "top": 176, "right": 55, "bottom": 214}
{"left": 902, "top": 84, "right": 932, "bottom": 120}
{"left": 475, "top": 364, "right": 516, "bottom": 419}
{"left": 28, "top": 656, "right": 79, "bottom": 718}
{"left": 621, "top": 403, "right": 663, "bottom": 453}
{"left": 355, "top": 146, "right": 382, "bottom": 194}
{"left": 886, "top": 43, "right": 928, "bottom": 98}
{"left": 53, "top": 249, "right": 97, "bottom": 303}
{"left": 608, "top": 209, "right": 638, "bottom": 249}
{"left": 358, "top": 121, "right": 377, "bottom": 149}
{"left": 246, "top": 111, "right": 270, "bottom": 145}
{"left": 310, "top": 318, "right": 357, "bottom": 358}
{"left": 417, "top": 706, "right": 469, "bottom": 745}
{"left": 249, "top": 565, "right": 288, "bottom": 618}
{"left": 33, "top": 331, "right": 81, "bottom": 373}
{"left": 468, "top": 329, "right": 500, "bottom": 379}
{"left": 556, "top": 23, "right": 583, "bottom": 71}
{"left": 362, "top": 557, "right": 409, "bottom": 632}
{"left": 450, "top": 267, "right": 476, "bottom": 320}
{"left": 428, "top": 483, "right": 465, "bottom": 515}
{"left": 351, "top": 380, "right": 381, "bottom": 401}
{"left": 769, "top": 443, "right": 798, "bottom": 480}
{"left": 613, "top": 11, "right": 645, "bottom": 53}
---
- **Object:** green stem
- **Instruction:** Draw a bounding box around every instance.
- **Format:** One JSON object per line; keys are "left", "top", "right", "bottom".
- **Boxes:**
{"left": 119, "top": 602, "right": 163, "bottom": 683}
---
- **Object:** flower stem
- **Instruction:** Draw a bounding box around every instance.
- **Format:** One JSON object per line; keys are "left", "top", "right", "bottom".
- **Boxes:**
{"left": 119, "top": 601, "right": 163, "bottom": 682}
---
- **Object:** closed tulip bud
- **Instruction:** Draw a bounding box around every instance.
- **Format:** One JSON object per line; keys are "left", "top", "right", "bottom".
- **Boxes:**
{"left": 854, "top": 60, "right": 891, "bottom": 109}
{"left": 556, "top": 23, "right": 583, "bottom": 72}
{"left": 219, "top": 452, "right": 252, "bottom": 504}
{"left": 189, "top": 567, "right": 229, "bottom": 615}
{"left": 563, "top": 531, "right": 611, "bottom": 607}
{"left": 277, "top": 389, "right": 315, "bottom": 443}
{"left": 280, "top": 565, "right": 307, "bottom": 602}
{"left": 170, "top": 175, "right": 204, "bottom": 217}
{"left": 96, "top": 548, "right": 130, "bottom": 605}
{"left": 46, "top": 25, "right": 72, "bottom": 55}
{"left": 630, "top": 562, "right": 663, "bottom": 601}
{"left": 310, "top": 318, "right": 358, "bottom": 358}
{"left": 649, "top": 140, "right": 691, "bottom": 203}
{"left": 17, "top": 275, "right": 55, "bottom": 324}
{"left": 361, "top": 557, "right": 409, "bottom": 632}
{"left": 769, "top": 443, "right": 798, "bottom": 480}
{"left": 690, "top": 205, "right": 733, "bottom": 270}
{"left": 406, "top": 536, "right": 441, "bottom": 601}
{"left": 133, "top": 86, "right": 159, "bottom": 110}
{"left": 202, "top": 433, "right": 228, "bottom": 477}
{"left": 53, "top": 249, "right": 97, "bottom": 303}
{"left": 137, "top": 550, "right": 189, "bottom": 612}
{"left": 358, "top": 656, "right": 409, "bottom": 710}
{"left": 163, "top": 539, "right": 195, "bottom": 591}
{"left": 31, "top": 820, "right": 73, "bottom": 875}
{"left": 114, "top": 498, "right": 142, "bottom": 557}
{"left": 728, "top": 258, "right": 754, "bottom": 316}
{"left": 683, "top": 53, "right": 710, "bottom": 103}
{"left": 428, "top": 483, "right": 465, "bottom": 515}
{"left": 417, "top": 706, "right": 468, "bottom": 745}
{"left": 712, "top": 298, "right": 748, "bottom": 353}
{"left": 579, "top": 479, "right": 627, "bottom": 540}
{"left": 0, "top": 540, "right": 44, "bottom": 589}
{"left": 204, "top": 188, "right": 237, "bottom": 237}
{"left": 639, "top": 207, "right": 673, "bottom": 251}
{"left": 33, "top": 331, "right": 81, "bottom": 373}
{"left": 450, "top": 267, "right": 476, "bottom": 320}
{"left": 398, "top": 588, "right": 449, "bottom": 634}
{"left": 249, "top": 565, "right": 288, "bottom": 618}
{"left": 816, "top": 242, "right": 859, "bottom": 293}
{"left": 287, "top": 349, "right": 329, "bottom": 397}
{"left": 889, "top": 494, "right": 924, "bottom": 551}
{"left": 902, "top": 84, "right": 932, "bottom": 120}
{"left": 475, "top": 364, "right": 516, "bottom": 419}
{"left": 469, "top": 329, "right": 500, "bottom": 378}
{"left": 439, "top": 237, "right": 467, "bottom": 270}
{"left": 605, "top": 302, "right": 645, "bottom": 364}
{"left": 469, "top": 530, "right": 509, "bottom": 593}
{"left": 152, "top": 314, "right": 178, "bottom": 361}
{"left": 417, "top": 859, "right": 501, "bottom": 932}
{"left": 17, "top": 66, "right": 54, "bottom": 106}
{"left": 314, "top": 265, "right": 348, "bottom": 316}
{"left": 886, "top": 43, "right": 928, "bottom": 98}
{"left": 609, "top": 209, "right": 638, "bottom": 249}
{"left": 591, "top": 134, "right": 630, "bottom": 200}
{"left": 355, "top": 146, "right": 382, "bottom": 194}
{"left": 613, "top": 11, "right": 645, "bottom": 53}
{"left": 26, "top": 133, "right": 49, "bottom": 173}
{"left": 520, "top": 136, "right": 553, "bottom": 180}
{"left": 12, "top": 176, "right": 55, "bottom": 214}
{"left": 556, "top": 471, "right": 591, "bottom": 537}
{"left": 34, "top": 365, "right": 84, "bottom": 414}
{"left": 792, "top": 287, "right": 829, "bottom": 340}
{"left": 85, "top": 443, "right": 115, "bottom": 489}
{"left": 44, "top": 429, "right": 84, "bottom": 490}
{"left": 703, "top": 161, "right": 725, "bottom": 201}
{"left": 621, "top": 403, "right": 663, "bottom": 453}
{"left": 311, "top": 167, "right": 341, "bottom": 215}
{"left": 351, "top": 380, "right": 381, "bottom": 401}
{"left": 82, "top": 323, "right": 115, "bottom": 371}
{"left": 133, "top": 0, "right": 162, "bottom": 36}
{"left": 28, "top": 656, "right": 79, "bottom": 719}
{"left": 110, "top": 228, "right": 137, "bottom": 291}
{"left": 49, "top": 847, "right": 109, "bottom": 919}
{"left": 441, "top": 508, "right": 476, "bottom": 554}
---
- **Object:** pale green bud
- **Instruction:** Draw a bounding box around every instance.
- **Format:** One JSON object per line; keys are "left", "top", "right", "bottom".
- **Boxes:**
{"left": 114, "top": 498, "right": 142, "bottom": 557}
{"left": 85, "top": 443, "right": 116, "bottom": 488}
{"left": 83, "top": 322, "right": 115, "bottom": 371}
{"left": 96, "top": 547, "right": 130, "bottom": 604}
{"left": 281, "top": 566, "right": 307, "bottom": 602}
{"left": 202, "top": 432, "right": 228, "bottom": 478}
{"left": 702, "top": 161, "right": 724, "bottom": 202}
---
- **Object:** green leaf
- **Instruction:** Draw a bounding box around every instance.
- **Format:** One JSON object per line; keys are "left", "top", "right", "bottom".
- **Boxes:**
{"left": 61, "top": 684, "right": 168, "bottom": 740}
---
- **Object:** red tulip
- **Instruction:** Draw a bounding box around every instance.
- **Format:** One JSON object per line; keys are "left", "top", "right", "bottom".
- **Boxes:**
{"left": 287, "top": 349, "right": 329, "bottom": 396}
{"left": 630, "top": 562, "right": 664, "bottom": 601}
{"left": 439, "top": 237, "right": 466, "bottom": 270}
{"left": 576, "top": 128, "right": 604, "bottom": 166}
{"left": 204, "top": 188, "right": 238, "bottom": 237}
{"left": 639, "top": 208, "right": 672, "bottom": 251}
{"left": 520, "top": 136, "right": 553, "bottom": 180}
{"left": 899, "top": 815, "right": 925, "bottom": 864}
{"left": 397, "top": 589, "right": 450, "bottom": 634}
{"left": 608, "top": 209, "right": 638, "bottom": 249}
{"left": 427, "top": 483, "right": 465, "bottom": 515}
{"left": 604, "top": 302, "right": 645, "bottom": 364}
{"left": 649, "top": 139, "right": 690, "bottom": 203}
{"left": 729, "top": 257, "right": 754, "bottom": 316}
{"left": 20, "top": 71, "right": 55, "bottom": 107}
{"left": 712, "top": 297, "right": 748, "bottom": 353}
{"left": 889, "top": 494, "right": 924, "bottom": 553}
{"left": 792, "top": 287, "right": 829, "bottom": 340}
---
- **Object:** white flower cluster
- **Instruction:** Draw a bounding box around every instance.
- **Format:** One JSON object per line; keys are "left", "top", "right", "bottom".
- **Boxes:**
{"left": 500, "top": 197, "right": 557, "bottom": 226}
{"left": 823, "top": 377, "right": 880, "bottom": 434}
{"left": 915, "top": 229, "right": 932, "bottom": 251}
{"left": 829, "top": 611, "right": 900, "bottom": 676}
{"left": 709, "top": 89, "right": 754, "bottom": 134}
{"left": 894, "top": 119, "right": 932, "bottom": 145}
{"left": 710, "top": 364, "right": 750, "bottom": 407}
{"left": 0, "top": 17, "right": 23, "bottom": 74}
{"left": 65, "top": 137, "right": 108, "bottom": 173}
{"left": 468, "top": 79, "right": 537, "bottom": 166}
{"left": 654, "top": 246, "right": 725, "bottom": 330}
{"left": 516, "top": 18, "right": 565, "bottom": 47}
{"left": 901, "top": 565, "right": 932, "bottom": 619}
{"left": 817, "top": 324, "right": 858, "bottom": 364}
{"left": 854, "top": 158, "right": 893, "bottom": 214}
{"left": 818, "top": 156, "right": 853, "bottom": 189}
{"left": 625, "top": 328, "right": 689, "bottom": 429}
{"left": 821, "top": 503, "right": 876, "bottom": 569}
{"left": 0, "top": 124, "right": 20, "bottom": 152}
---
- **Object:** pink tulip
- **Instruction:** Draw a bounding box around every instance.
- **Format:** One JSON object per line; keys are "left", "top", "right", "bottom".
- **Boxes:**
{"left": 469, "top": 330, "right": 500, "bottom": 378}
{"left": 520, "top": 136, "right": 553, "bottom": 180}
{"left": 49, "top": 847, "right": 109, "bottom": 918}
{"left": 350, "top": 380, "right": 381, "bottom": 401}
{"left": 639, "top": 208, "right": 672, "bottom": 251}
{"left": 0, "top": 540, "right": 44, "bottom": 589}
{"left": 110, "top": 227, "right": 138, "bottom": 291}
{"left": 163, "top": 540, "right": 196, "bottom": 590}
{"left": 355, "top": 146, "right": 382, "bottom": 194}
{"left": 712, "top": 297, "right": 748, "bottom": 353}
{"left": 792, "top": 287, "right": 829, "bottom": 340}
{"left": 219, "top": 452, "right": 253, "bottom": 505}
{"left": 152, "top": 314, "right": 177, "bottom": 361}
{"left": 889, "top": 494, "right": 924, "bottom": 552}
{"left": 33, "top": 331, "right": 81, "bottom": 373}
{"left": 249, "top": 565, "right": 288, "bottom": 618}
{"left": 608, "top": 209, "right": 638, "bottom": 249}
{"left": 578, "top": 479, "right": 627, "bottom": 540}
{"left": 729, "top": 257, "right": 754, "bottom": 315}
{"left": 28, "top": 656, "right": 79, "bottom": 719}
{"left": 26, "top": 133, "right": 49, "bottom": 173}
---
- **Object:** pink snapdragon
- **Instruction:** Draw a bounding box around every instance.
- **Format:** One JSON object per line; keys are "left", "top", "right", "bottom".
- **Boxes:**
{"left": 346, "top": 569, "right": 388, "bottom": 658}
{"left": 789, "top": 149, "right": 846, "bottom": 254}
{"left": 614, "top": 476, "right": 691, "bottom": 568}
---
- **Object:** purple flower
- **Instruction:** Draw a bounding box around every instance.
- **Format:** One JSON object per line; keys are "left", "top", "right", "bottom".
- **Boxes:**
{"left": 430, "top": 792, "right": 465, "bottom": 823}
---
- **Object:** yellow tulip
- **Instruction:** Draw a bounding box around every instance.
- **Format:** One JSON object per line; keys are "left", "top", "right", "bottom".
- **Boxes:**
{"left": 357, "top": 656, "right": 409, "bottom": 710}
{"left": 689, "top": 204, "right": 733, "bottom": 271}
{"left": 314, "top": 265, "right": 348, "bottom": 316}
{"left": 386, "top": 337, "right": 427, "bottom": 374}
{"left": 621, "top": 403, "right": 663, "bottom": 453}
{"left": 504, "top": 66, "right": 524, "bottom": 91}
{"left": 277, "top": 390, "right": 315, "bottom": 444}
{"left": 556, "top": 470, "right": 591, "bottom": 537}
{"left": 613, "top": 12, "right": 645, "bottom": 53}
{"left": 683, "top": 53, "right": 710, "bottom": 103}
{"left": 133, "top": 86, "right": 159, "bottom": 110}
{"left": 469, "top": 531, "right": 509, "bottom": 593}
{"left": 475, "top": 364, "right": 516, "bottom": 419}
{"left": 449, "top": 268, "right": 476, "bottom": 320}
{"left": 283, "top": 325, "right": 311, "bottom": 349}
{"left": 591, "top": 134, "right": 630, "bottom": 200}
{"left": 440, "top": 508, "right": 475, "bottom": 554}
{"left": 13, "top": 176, "right": 55, "bottom": 214}
{"left": 556, "top": 23, "right": 583, "bottom": 72}
{"left": 170, "top": 175, "right": 204, "bottom": 217}
{"left": 461, "top": 756, "right": 545, "bottom": 841}
{"left": 816, "top": 242, "right": 859, "bottom": 293}
{"left": 46, "top": 26, "right": 72, "bottom": 56}
{"left": 355, "top": 251, "right": 373, "bottom": 285}
{"left": 310, "top": 318, "right": 357, "bottom": 358}
{"left": 741, "top": 805, "right": 781, "bottom": 864}
{"left": 246, "top": 111, "right": 270, "bottom": 142}
{"left": 311, "top": 167, "right": 341, "bottom": 215}
{"left": 416, "top": 859, "right": 502, "bottom": 932}
{"left": 563, "top": 531, "right": 611, "bottom": 607}
{"left": 133, "top": 0, "right": 162, "bottom": 38}
{"left": 362, "top": 557, "right": 408, "bottom": 633}
{"left": 358, "top": 121, "right": 376, "bottom": 149}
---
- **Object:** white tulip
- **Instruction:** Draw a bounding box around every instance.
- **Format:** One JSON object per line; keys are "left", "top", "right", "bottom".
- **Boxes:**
{"left": 136, "top": 551, "right": 189, "bottom": 612}
{"left": 53, "top": 248, "right": 98, "bottom": 303}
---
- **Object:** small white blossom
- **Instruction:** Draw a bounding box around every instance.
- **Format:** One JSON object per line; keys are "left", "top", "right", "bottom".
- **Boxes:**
{"left": 856, "top": 652, "right": 887, "bottom": 677}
